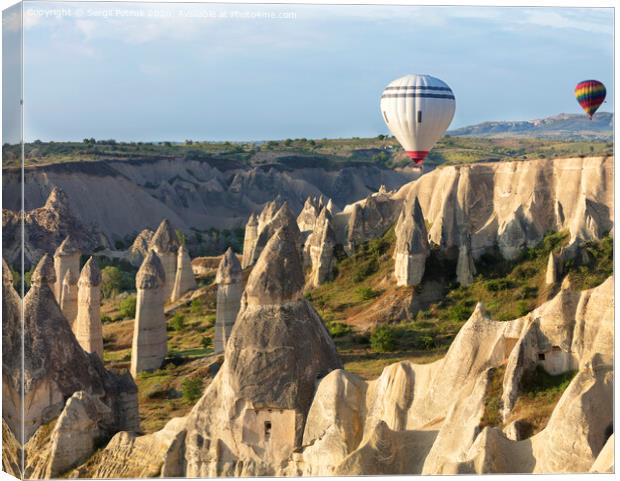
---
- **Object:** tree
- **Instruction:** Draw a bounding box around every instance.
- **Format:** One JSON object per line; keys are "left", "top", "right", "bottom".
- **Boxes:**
{"left": 118, "top": 295, "right": 137, "bottom": 319}
{"left": 101, "top": 266, "right": 125, "bottom": 298}
{"left": 182, "top": 377, "right": 203, "bottom": 402}
{"left": 370, "top": 325, "right": 397, "bottom": 352}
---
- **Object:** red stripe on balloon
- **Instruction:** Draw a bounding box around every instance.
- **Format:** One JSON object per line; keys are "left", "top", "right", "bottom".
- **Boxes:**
{"left": 406, "top": 151, "right": 429, "bottom": 164}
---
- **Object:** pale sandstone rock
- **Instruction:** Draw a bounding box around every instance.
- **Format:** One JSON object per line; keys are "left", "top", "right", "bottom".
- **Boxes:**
{"left": 304, "top": 207, "right": 336, "bottom": 288}
{"left": 333, "top": 421, "right": 437, "bottom": 475}
{"left": 25, "top": 391, "right": 113, "bottom": 478}
{"left": 393, "top": 157, "right": 613, "bottom": 259}
{"left": 2, "top": 419, "right": 21, "bottom": 478}
{"left": 297, "top": 196, "right": 320, "bottom": 233}
{"left": 2, "top": 259, "right": 23, "bottom": 448}
{"left": 179, "top": 226, "right": 341, "bottom": 476}
{"left": 393, "top": 198, "right": 429, "bottom": 286}
{"left": 171, "top": 245, "right": 197, "bottom": 301}
{"left": 545, "top": 252, "right": 558, "bottom": 285}
{"left": 130, "top": 250, "right": 167, "bottom": 376}
{"left": 149, "top": 219, "right": 179, "bottom": 301}
{"left": 214, "top": 248, "right": 243, "bottom": 355}
{"left": 344, "top": 189, "right": 400, "bottom": 253}
{"left": 456, "top": 237, "right": 476, "bottom": 286}
{"left": 7, "top": 268, "right": 138, "bottom": 443}
{"left": 241, "top": 213, "right": 258, "bottom": 269}
{"left": 67, "top": 277, "right": 612, "bottom": 477}
{"left": 60, "top": 269, "right": 78, "bottom": 331}
{"left": 69, "top": 417, "right": 188, "bottom": 478}
{"left": 53, "top": 235, "right": 81, "bottom": 302}
{"left": 74, "top": 257, "right": 103, "bottom": 359}
{"left": 2, "top": 186, "right": 104, "bottom": 268}
{"left": 295, "top": 279, "right": 613, "bottom": 475}
{"left": 31, "top": 253, "right": 57, "bottom": 295}
{"left": 589, "top": 433, "right": 614, "bottom": 473}
{"left": 246, "top": 201, "right": 301, "bottom": 267}
{"left": 128, "top": 228, "right": 154, "bottom": 267}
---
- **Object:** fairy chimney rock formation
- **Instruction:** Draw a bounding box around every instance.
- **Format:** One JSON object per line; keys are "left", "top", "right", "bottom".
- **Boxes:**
{"left": 75, "top": 257, "right": 103, "bottom": 359}
{"left": 181, "top": 226, "right": 342, "bottom": 475}
{"left": 131, "top": 251, "right": 167, "bottom": 377}
{"left": 149, "top": 219, "right": 179, "bottom": 301}
{"left": 12, "top": 262, "right": 139, "bottom": 442}
{"left": 304, "top": 208, "right": 336, "bottom": 288}
{"left": 214, "top": 248, "right": 243, "bottom": 355}
{"left": 53, "top": 235, "right": 81, "bottom": 302}
{"left": 241, "top": 213, "right": 258, "bottom": 269}
{"left": 32, "top": 253, "right": 57, "bottom": 293}
{"left": 60, "top": 269, "right": 79, "bottom": 330}
{"left": 247, "top": 201, "right": 301, "bottom": 268}
{"left": 456, "top": 240, "right": 476, "bottom": 286}
{"left": 128, "top": 228, "right": 154, "bottom": 267}
{"left": 244, "top": 226, "right": 305, "bottom": 307}
{"left": 394, "top": 197, "right": 429, "bottom": 286}
{"left": 545, "top": 252, "right": 559, "bottom": 285}
{"left": 171, "top": 245, "right": 197, "bottom": 301}
{"left": 297, "top": 196, "right": 320, "bottom": 233}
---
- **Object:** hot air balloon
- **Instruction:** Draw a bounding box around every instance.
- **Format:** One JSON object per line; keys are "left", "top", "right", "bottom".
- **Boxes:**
{"left": 380, "top": 74, "right": 455, "bottom": 165}
{"left": 575, "top": 80, "right": 606, "bottom": 119}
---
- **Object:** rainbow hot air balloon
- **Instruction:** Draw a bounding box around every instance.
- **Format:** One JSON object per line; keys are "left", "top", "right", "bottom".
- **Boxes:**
{"left": 575, "top": 80, "right": 606, "bottom": 119}
{"left": 380, "top": 74, "right": 455, "bottom": 165}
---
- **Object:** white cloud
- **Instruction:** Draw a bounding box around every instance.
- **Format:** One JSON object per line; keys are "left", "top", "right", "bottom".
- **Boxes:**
{"left": 520, "top": 9, "right": 613, "bottom": 34}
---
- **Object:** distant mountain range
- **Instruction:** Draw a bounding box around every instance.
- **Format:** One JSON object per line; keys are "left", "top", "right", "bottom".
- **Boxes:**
{"left": 449, "top": 112, "right": 613, "bottom": 140}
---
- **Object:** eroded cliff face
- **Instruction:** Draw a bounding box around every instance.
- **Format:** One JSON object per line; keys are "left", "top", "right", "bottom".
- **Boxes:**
{"left": 288, "top": 277, "right": 613, "bottom": 476}
{"left": 395, "top": 156, "right": 613, "bottom": 258}
{"left": 2, "top": 187, "right": 105, "bottom": 267}
{"left": 2, "top": 158, "right": 418, "bottom": 250}
{"left": 337, "top": 157, "right": 612, "bottom": 260}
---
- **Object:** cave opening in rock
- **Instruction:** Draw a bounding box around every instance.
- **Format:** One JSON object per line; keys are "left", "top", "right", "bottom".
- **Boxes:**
{"left": 264, "top": 421, "right": 272, "bottom": 442}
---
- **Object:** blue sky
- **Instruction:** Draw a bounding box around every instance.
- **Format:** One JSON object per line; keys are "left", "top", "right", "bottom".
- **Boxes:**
{"left": 3, "top": 2, "right": 614, "bottom": 142}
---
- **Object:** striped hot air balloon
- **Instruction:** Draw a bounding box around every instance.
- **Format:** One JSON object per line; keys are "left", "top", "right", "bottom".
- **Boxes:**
{"left": 380, "top": 74, "right": 455, "bottom": 166}
{"left": 575, "top": 80, "right": 606, "bottom": 119}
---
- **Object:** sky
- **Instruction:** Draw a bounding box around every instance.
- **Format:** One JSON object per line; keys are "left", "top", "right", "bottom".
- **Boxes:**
{"left": 2, "top": 1, "right": 615, "bottom": 142}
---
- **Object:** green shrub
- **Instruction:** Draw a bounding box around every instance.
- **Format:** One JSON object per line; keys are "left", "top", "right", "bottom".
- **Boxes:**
{"left": 118, "top": 295, "right": 136, "bottom": 319}
{"left": 353, "top": 259, "right": 378, "bottom": 282}
{"left": 446, "top": 303, "right": 472, "bottom": 322}
{"left": 205, "top": 314, "right": 216, "bottom": 328}
{"left": 201, "top": 336, "right": 212, "bottom": 350}
{"left": 357, "top": 286, "right": 379, "bottom": 301}
{"left": 181, "top": 377, "right": 203, "bottom": 402}
{"left": 518, "top": 286, "right": 538, "bottom": 299}
{"left": 370, "top": 325, "right": 397, "bottom": 352}
{"left": 101, "top": 266, "right": 132, "bottom": 298}
{"left": 415, "top": 335, "right": 435, "bottom": 350}
{"left": 170, "top": 312, "right": 186, "bottom": 332}
{"left": 327, "top": 322, "right": 352, "bottom": 338}
{"left": 485, "top": 279, "right": 515, "bottom": 292}
{"left": 101, "top": 315, "right": 113, "bottom": 324}
{"left": 190, "top": 298, "right": 204, "bottom": 314}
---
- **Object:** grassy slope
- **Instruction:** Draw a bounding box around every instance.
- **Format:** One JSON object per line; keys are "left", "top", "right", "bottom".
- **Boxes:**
{"left": 3, "top": 136, "right": 612, "bottom": 169}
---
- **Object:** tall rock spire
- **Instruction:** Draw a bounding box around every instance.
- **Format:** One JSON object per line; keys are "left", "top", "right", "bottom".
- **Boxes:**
{"left": 241, "top": 213, "right": 258, "bottom": 269}
{"left": 53, "top": 235, "right": 81, "bottom": 302}
{"left": 393, "top": 197, "right": 429, "bottom": 286}
{"left": 75, "top": 257, "right": 103, "bottom": 359}
{"left": 171, "top": 245, "right": 197, "bottom": 301}
{"left": 60, "top": 268, "right": 79, "bottom": 330}
{"left": 149, "top": 219, "right": 179, "bottom": 301}
{"left": 304, "top": 207, "right": 336, "bottom": 288}
{"left": 214, "top": 248, "right": 243, "bottom": 355}
{"left": 131, "top": 251, "right": 167, "bottom": 377}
